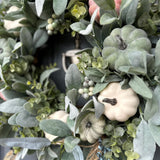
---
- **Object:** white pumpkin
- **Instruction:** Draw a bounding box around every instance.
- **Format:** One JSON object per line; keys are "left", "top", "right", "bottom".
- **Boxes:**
{"left": 4, "top": 6, "right": 24, "bottom": 31}
{"left": 45, "top": 110, "right": 68, "bottom": 142}
{"left": 98, "top": 82, "right": 139, "bottom": 122}
{"left": 79, "top": 113, "right": 106, "bottom": 143}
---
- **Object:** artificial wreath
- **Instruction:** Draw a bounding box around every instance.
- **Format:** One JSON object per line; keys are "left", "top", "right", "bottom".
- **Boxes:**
{"left": 0, "top": 0, "right": 160, "bottom": 160}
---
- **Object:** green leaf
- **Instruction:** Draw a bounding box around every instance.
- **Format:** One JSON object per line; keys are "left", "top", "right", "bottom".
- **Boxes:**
{"left": 33, "top": 29, "right": 48, "bottom": 48}
{"left": 16, "top": 111, "right": 39, "bottom": 127}
{"left": 113, "top": 127, "right": 125, "bottom": 138}
{"left": 155, "top": 39, "right": 160, "bottom": 69}
{"left": 53, "top": 0, "right": 68, "bottom": 16}
{"left": 133, "top": 120, "right": 156, "bottom": 160}
{"left": 64, "top": 136, "right": 80, "bottom": 153}
{"left": 70, "top": 22, "right": 86, "bottom": 33}
{"left": 120, "top": 0, "right": 139, "bottom": 24}
{"left": 100, "top": 13, "right": 117, "bottom": 25}
{"left": 39, "top": 119, "right": 72, "bottom": 137}
{"left": 40, "top": 68, "right": 59, "bottom": 84}
{"left": 0, "top": 98, "right": 26, "bottom": 113}
{"left": 74, "top": 110, "right": 93, "bottom": 135}
{"left": 93, "top": 0, "right": 115, "bottom": 11}
{"left": 0, "top": 125, "right": 15, "bottom": 138}
{"left": 149, "top": 121, "right": 160, "bottom": 146}
{"left": 47, "top": 147, "right": 58, "bottom": 158}
{"left": 35, "top": 0, "right": 46, "bottom": 17}
{"left": 12, "top": 82, "right": 29, "bottom": 93}
{"left": 92, "top": 83, "right": 108, "bottom": 94}
{"left": 144, "top": 86, "right": 160, "bottom": 121}
{"left": 4, "top": 10, "right": 24, "bottom": 20}
{"left": 61, "top": 151, "right": 75, "bottom": 160}
{"left": 65, "top": 64, "right": 82, "bottom": 90}
{"left": 129, "top": 75, "right": 152, "bottom": 99}
{"left": 72, "top": 146, "right": 84, "bottom": 160}
{"left": 67, "top": 89, "right": 78, "bottom": 106}
{"left": 84, "top": 68, "right": 104, "bottom": 82}
{"left": 20, "top": 27, "right": 34, "bottom": 54}
{"left": 81, "top": 99, "right": 93, "bottom": 112}
{"left": 93, "top": 96, "right": 104, "bottom": 118}
{"left": 0, "top": 137, "right": 50, "bottom": 150}
{"left": 8, "top": 113, "right": 18, "bottom": 125}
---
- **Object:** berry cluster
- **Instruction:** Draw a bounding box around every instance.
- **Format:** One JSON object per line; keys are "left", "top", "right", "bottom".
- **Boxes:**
{"left": 46, "top": 14, "right": 59, "bottom": 35}
{"left": 78, "top": 77, "right": 94, "bottom": 99}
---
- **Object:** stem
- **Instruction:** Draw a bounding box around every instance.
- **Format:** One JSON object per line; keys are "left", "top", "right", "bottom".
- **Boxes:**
{"left": 116, "top": 35, "right": 127, "bottom": 50}
{"left": 102, "top": 98, "right": 117, "bottom": 106}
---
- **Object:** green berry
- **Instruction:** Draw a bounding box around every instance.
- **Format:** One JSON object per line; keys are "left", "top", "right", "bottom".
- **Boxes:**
{"left": 52, "top": 22, "right": 58, "bottom": 28}
{"left": 47, "top": 18, "right": 53, "bottom": 24}
{"left": 83, "top": 88, "right": 89, "bottom": 93}
{"left": 83, "top": 93, "right": 89, "bottom": 99}
{"left": 78, "top": 88, "right": 84, "bottom": 94}
{"left": 52, "top": 14, "right": 57, "bottom": 19}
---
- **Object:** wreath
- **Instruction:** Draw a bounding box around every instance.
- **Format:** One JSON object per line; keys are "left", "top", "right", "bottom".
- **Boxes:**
{"left": 0, "top": 0, "right": 160, "bottom": 160}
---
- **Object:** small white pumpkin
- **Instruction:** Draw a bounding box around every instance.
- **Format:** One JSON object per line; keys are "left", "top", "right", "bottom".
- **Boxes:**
{"left": 79, "top": 113, "right": 106, "bottom": 143}
{"left": 4, "top": 6, "right": 24, "bottom": 32}
{"left": 45, "top": 110, "right": 68, "bottom": 142}
{"left": 98, "top": 82, "right": 139, "bottom": 122}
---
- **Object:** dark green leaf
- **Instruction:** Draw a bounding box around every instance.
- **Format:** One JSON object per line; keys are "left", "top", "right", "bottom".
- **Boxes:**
{"left": 33, "top": 29, "right": 48, "bottom": 48}
{"left": 0, "top": 125, "right": 15, "bottom": 138}
{"left": 4, "top": 10, "right": 24, "bottom": 20}
{"left": 0, "top": 137, "right": 50, "bottom": 150}
{"left": 129, "top": 75, "right": 152, "bottom": 99}
{"left": 53, "top": 0, "right": 68, "bottom": 16}
{"left": 65, "top": 64, "right": 82, "bottom": 90}
{"left": 61, "top": 151, "right": 75, "bottom": 160}
{"left": 40, "top": 119, "right": 72, "bottom": 137}
{"left": 67, "top": 89, "right": 78, "bottom": 106}
{"left": 0, "top": 98, "right": 26, "bottom": 113}
{"left": 93, "top": 0, "right": 115, "bottom": 11}
{"left": 12, "top": 82, "right": 29, "bottom": 93}
{"left": 81, "top": 99, "right": 93, "bottom": 112}
{"left": 155, "top": 39, "right": 160, "bottom": 69}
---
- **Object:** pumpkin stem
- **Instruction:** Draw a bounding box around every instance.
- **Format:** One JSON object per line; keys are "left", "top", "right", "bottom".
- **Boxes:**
{"left": 116, "top": 35, "right": 127, "bottom": 50}
{"left": 102, "top": 98, "right": 117, "bottom": 106}
{"left": 86, "top": 121, "right": 92, "bottom": 128}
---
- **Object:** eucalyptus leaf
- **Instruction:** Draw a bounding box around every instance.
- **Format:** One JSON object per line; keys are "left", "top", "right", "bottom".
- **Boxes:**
{"left": 133, "top": 120, "right": 156, "bottom": 160}
{"left": 12, "top": 82, "right": 29, "bottom": 93}
{"left": 129, "top": 75, "right": 152, "bottom": 99}
{"left": 47, "top": 147, "right": 58, "bottom": 158}
{"left": 53, "top": 0, "right": 68, "bottom": 15}
{"left": 16, "top": 110, "right": 39, "bottom": 127}
{"left": 69, "top": 103, "right": 79, "bottom": 120}
{"left": 0, "top": 137, "right": 51, "bottom": 150}
{"left": 81, "top": 99, "right": 93, "bottom": 112}
{"left": 70, "top": 22, "right": 86, "bottom": 33}
{"left": 67, "top": 89, "right": 78, "bottom": 106}
{"left": 40, "top": 68, "right": 59, "bottom": 84}
{"left": 92, "top": 83, "right": 108, "bottom": 94}
{"left": 0, "top": 98, "right": 26, "bottom": 113}
{"left": 64, "top": 136, "right": 80, "bottom": 153}
{"left": 155, "top": 39, "right": 160, "bottom": 69}
{"left": 35, "top": 0, "right": 46, "bottom": 17}
{"left": 33, "top": 29, "right": 48, "bottom": 48}
{"left": 65, "top": 64, "right": 82, "bottom": 90}
{"left": 39, "top": 119, "right": 72, "bottom": 137}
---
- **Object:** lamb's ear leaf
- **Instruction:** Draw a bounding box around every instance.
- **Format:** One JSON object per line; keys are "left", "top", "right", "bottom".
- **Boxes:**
{"left": 0, "top": 137, "right": 51, "bottom": 150}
